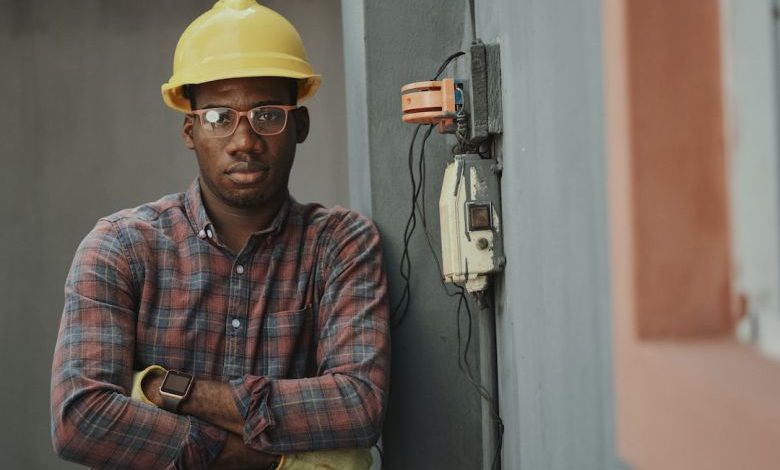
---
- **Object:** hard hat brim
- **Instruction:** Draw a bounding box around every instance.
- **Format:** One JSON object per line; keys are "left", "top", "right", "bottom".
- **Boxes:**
{"left": 162, "top": 72, "right": 321, "bottom": 113}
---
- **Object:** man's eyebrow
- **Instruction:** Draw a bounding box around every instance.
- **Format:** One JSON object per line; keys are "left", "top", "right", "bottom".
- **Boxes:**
{"left": 251, "top": 100, "right": 288, "bottom": 107}
{"left": 199, "top": 100, "right": 287, "bottom": 109}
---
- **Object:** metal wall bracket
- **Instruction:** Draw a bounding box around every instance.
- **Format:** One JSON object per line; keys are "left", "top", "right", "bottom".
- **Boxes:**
{"left": 468, "top": 40, "right": 503, "bottom": 141}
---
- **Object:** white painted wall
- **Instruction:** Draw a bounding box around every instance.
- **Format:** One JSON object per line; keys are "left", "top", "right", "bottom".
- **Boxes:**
{"left": 722, "top": 0, "right": 780, "bottom": 360}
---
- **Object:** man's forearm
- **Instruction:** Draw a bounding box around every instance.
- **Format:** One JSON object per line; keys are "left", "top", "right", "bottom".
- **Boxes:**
{"left": 145, "top": 375, "right": 246, "bottom": 435}
{"left": 141, "top": 374, "right": 375, "bottom": 470}
{"left": 144, "top": 375, "right": 280, "bottom": 468}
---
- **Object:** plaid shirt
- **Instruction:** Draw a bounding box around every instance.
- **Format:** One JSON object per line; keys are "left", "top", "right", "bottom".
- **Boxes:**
{"left": 51, "top": 179, "right": 390, "bottom": 469}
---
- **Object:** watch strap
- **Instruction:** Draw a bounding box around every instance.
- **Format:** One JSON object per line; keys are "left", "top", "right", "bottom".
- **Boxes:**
{"left": 161, "top": 393, "right": 183, "bottom": 413}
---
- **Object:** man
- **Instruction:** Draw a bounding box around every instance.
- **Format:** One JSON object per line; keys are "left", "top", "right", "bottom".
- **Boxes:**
{"left": 50, "top": 1, "right": 389, "bottom": 468}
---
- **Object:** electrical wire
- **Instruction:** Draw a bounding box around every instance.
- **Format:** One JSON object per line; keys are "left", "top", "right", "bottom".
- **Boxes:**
{"left": 389, "top": 124, "right": 434, "bottom": 329}
{"left": 467, "top": 0, "right": 477, "bottom": 42}
{"left": 452, "top": 283, "right": 504, "bottom": 470}
{"left": 373, "top": 443, "right": 385, "bottom": 470}
{"left": 417, "top": 186, "right": 504, "bottom": 469}
{"left": 388, "top": 50, "right": 504, "bottom": 470}
{"left": 419, "top": 158, "right": 504, "bottom": 469}
{"left": 389, "top": 124, "right": 420, "bottom": 328}
{"left": 432, "top": 51, "right": 465, "bottom": 81}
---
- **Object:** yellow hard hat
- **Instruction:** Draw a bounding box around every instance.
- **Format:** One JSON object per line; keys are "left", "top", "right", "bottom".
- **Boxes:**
{"left": 161, "top": 0, "right": 321, "bottom": 112}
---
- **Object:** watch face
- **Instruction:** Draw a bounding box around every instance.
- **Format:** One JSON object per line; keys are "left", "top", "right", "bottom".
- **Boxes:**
{"left": 161, "top": 371, "right": 192, "bottom": 395}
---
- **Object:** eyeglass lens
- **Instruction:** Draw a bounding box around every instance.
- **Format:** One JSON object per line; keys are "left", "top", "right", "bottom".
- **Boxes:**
{"left": 199, "top": 106, "right": 289, "bottom": 136}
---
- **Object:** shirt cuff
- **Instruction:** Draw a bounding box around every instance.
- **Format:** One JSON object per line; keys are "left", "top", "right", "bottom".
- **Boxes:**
{"left": 172, "top": 417, "right": 228, "bottom": 469}
{"left": 229, "top": 375, "right": 275, "bottom": 448}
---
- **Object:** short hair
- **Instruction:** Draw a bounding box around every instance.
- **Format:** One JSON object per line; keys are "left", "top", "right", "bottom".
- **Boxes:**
{"left": 183, "top": 79, "right": 298, "bottom": 110}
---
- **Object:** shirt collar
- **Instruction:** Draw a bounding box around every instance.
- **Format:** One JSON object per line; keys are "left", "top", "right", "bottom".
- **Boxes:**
{"left": 184, "top": 178, "right": 212, "bottom": 236}
{"left": 184, "top": 178, "right": 291, "bottom": 238}
{"left": 255, "top": 192, "right": 291, "bottom": 236}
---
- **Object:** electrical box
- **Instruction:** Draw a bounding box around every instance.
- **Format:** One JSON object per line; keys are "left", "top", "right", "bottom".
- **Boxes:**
{"left": 401, "top": 78, "right": 463, "bottom": 133}
{"left": 467, "top": 40, "right": 503, "bottom": 141}
{"left": 439, "top": 153, "right": 505, "bottom": 293}
{"left": 399, "top": 41, "right": 505, "bottom": 294}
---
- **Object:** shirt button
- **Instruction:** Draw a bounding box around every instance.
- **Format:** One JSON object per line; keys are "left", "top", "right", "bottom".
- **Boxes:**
{"left": 236, "top": 264, "right": 245, "bottom": 274}
{"left": 231, "top": 318, "right": 241, "bottom": 328}
{"left": 206, "top": 228, "right": 214, "bottom": 239}
{"left": 198, "top": 229, "right": 207, "bottom": 239}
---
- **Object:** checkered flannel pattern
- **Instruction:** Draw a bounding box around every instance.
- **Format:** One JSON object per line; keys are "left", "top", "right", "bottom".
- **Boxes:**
{"left": 51, "top": 179, "right": 390, "bottom": 469}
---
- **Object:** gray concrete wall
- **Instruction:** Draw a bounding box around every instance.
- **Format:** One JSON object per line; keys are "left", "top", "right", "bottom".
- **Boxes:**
{"left": 342, "top": 1, "right": 487, "bottom": 468}
{"left": 473, "top": 1, "right": 621, "bottom": 468}
{"left": 344, "top": 0, "right": 622, "bottom": 468}
{"left": 0, "top": 1, "right": 346, "bottom": 468}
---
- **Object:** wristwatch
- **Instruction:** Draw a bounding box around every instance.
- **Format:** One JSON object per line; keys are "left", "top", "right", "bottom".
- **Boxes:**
{"left": 159, "top": 370, "right": 194, "bottom": 413}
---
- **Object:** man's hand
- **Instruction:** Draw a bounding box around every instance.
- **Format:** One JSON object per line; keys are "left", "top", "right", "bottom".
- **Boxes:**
{"left": 140, "top": 374, "right": 279, "bottom": 468}
{"left": 209, "top": 433, "right": 279, "bottom": 470}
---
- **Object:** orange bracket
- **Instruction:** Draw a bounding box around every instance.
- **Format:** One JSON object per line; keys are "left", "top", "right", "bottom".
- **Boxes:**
{"left": 401, "top": 78, "right": 456, "bottom": 133}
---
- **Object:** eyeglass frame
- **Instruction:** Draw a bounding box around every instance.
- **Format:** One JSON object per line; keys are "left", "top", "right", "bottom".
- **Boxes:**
{"left": 188, "top": 105, "right": 299, "bottom": 137}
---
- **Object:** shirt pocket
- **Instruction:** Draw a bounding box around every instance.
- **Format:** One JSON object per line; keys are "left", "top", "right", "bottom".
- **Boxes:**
{"left": 259, "top": 304, "right": 314, "bottom": 379}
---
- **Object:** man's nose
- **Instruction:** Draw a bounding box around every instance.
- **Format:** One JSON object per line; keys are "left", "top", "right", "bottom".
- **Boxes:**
{"left": 227, "top": 116, "right": 264, "bottom": 155}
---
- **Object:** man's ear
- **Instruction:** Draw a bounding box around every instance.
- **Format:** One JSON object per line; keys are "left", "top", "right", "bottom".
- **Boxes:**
{"left": 293, "top": 106, "right": 310, "bottom": 143}
{"left": 182, "top": 115, "right": 195, "bottom": 150}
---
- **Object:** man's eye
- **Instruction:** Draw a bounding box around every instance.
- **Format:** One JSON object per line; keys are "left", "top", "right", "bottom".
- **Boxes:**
{"left": 204, "top": 109, "right": 232, "bottom": 125}
{"left": 255, "top": 112, "right": 280, "bottom": 122}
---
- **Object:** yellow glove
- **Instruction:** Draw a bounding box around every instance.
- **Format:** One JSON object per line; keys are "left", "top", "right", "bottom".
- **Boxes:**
{"left": 279, "top": 449, "right": 373, "bottom": 470}
{"left": 131, "top": 365, "right": 167, "bottom": 406}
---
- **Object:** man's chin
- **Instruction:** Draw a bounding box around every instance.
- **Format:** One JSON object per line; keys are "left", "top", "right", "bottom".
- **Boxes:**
{"left": 200, "top": 174, "right": 282, "bottom": 210}
{"left": 217, "top": 188, "right": 269, "bottom": 209}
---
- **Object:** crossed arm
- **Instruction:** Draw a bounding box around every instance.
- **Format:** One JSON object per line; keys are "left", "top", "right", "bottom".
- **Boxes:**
{"left": 140, "top": 374, "right": 276, "bottom": 468}
{"left": 51, "top": 214, "right": 389, "bottom": 469}
{"left": 133, "top": 373, "right": 376, "bottom": 469}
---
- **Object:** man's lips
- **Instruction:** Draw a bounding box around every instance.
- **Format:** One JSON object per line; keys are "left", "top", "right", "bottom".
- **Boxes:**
{"left": 225, "top": 162, "right": 269, "bottom": 185}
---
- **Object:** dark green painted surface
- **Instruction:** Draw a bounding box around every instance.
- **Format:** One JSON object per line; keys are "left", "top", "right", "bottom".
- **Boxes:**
{"left": 359, "top": 2, "right": 486, "bottom": 469}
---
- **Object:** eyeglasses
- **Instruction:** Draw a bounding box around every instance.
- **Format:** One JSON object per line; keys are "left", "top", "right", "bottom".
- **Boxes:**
{"left": 189, "top": 105, "right": 298, "bottom": 137}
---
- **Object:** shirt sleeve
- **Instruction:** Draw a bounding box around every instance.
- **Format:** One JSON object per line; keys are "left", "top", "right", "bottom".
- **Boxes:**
{"left": 50, "top": 219, "right": 227, "bottom": 469}
{"left": 230, "top": 211, "right": 390, "bottom": 453}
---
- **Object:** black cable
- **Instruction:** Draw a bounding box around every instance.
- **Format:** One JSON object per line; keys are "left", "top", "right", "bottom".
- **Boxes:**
{"left": 468, "top": 0, "right": 477, "bottom": 42}
{"left": 392, "top": 49, "right": 504, "bottom": 469}
{"left": 413, "top": 125, "right": 435, "bottom": 220}
{"left": 407, "top": 139, "right": 506, "bottom": 469}
{"left": 414, "top": 130, "right": 505, "bottom": 470}
{"left": 453, "top": 283, "right": 504, "bottom": 470}
{"left": 415, "top": 124, "right": 439, "bottom": 253}
{"left": 389, "top": 124, "right": 422, "bottom": 328}
{"left": 391, "top": 123, "right": 434, "bottom": 329}
{"left": 392, "top": 50, "right": 464, "bottom": 328}
{"left": 432, "top": 51, "right": 465, "bottom": 80}
{"left": 416, "top": 123, "right": 429, "bottom": 229}
{"left": 373, "top": 443, "right": 385, "bottom": 470}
